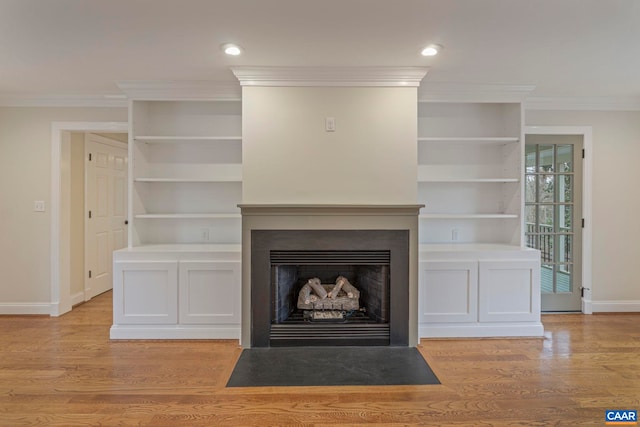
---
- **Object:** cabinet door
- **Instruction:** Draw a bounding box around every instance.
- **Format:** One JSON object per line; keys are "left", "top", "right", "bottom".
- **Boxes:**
{"left": 113, "top": 261, "right": 178, "bottom": 325}
{"left": 178, "top": 261, "right": 241, "bottom": 325}
{"left": 478, "top": 260, "right": 541, "bottom": 322}
{"left": 419, "top": 261, "right": 478, "bottom": 323}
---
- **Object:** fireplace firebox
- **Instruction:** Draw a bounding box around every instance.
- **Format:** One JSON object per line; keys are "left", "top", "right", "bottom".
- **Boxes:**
{"left": 251, "top": 230, "right": 409, "bottom": 347}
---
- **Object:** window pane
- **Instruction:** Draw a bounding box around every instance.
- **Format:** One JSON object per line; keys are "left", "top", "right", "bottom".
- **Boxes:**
{"left": 539, "top": 145, "right": 554, "bottom": 172}
{"left": 541, "top": 264, "right": 554, "bottom": 293}
{"left": 526, "top": 233, "right": 538, "bottom": 250}
{"left": 557, "top": 174, "right": 573, "bottom": 203}
{"left": 558, "top": 204, "right": 572, "bottom": 230}
{"left": 538, "top": 175, "right": 554, "bottom": 203}
{"left": 556, "top": 145, "right": 573, "bottom": 172}
{"left": 555, "top": 264, "right": 572, "bottom": 293}
{"left": 558, "top": 234, "right": 573, "bottom": 263}
{"left": 525, "top": 205, "right": 537, "bottom": 226}
{"left": 525, "top": 175, "right": 536, "bottom": 203}
{"left": 525, "top": 145, "right": 537, "bottom": 173}
{"left": 538, "top": 231, "right": 554, "bottom": 263}
{"left": 538, "top": 205, "right": 554, "bottom": 229}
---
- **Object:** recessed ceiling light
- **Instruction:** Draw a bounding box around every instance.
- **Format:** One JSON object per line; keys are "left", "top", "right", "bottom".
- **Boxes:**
{"left": 421, "top": 44, "right": 442, "bottom": 57}
{"left": 221, "top": 43, "right": 243, "bottom": 56}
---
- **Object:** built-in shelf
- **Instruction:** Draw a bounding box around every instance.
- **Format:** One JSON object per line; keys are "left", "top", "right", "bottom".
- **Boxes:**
{"left": 419, "top": 213, "right": 519, "bottom": 219}
{"left": 134, "top": 136, "right": 242, "bottom": 143}
{"left": 417, "top": 177, "right": 519, "bottom": 183}
{"left": 134, "top": 176, "right": 242, "bottom": 183}
{"left": 117, "top": 243, "right": 242, "bottom": 253}
{"left": 417, "top": 136, "right": 519, "bottom": 143}
{"left": 135, "top": 213, "right": 241, "bottom": 219}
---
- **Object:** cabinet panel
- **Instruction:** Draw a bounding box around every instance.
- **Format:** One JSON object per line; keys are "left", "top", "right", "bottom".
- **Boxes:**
{"left": 479, "top": 260, "right": 540, "bottom": 322}
{"left": 419, "top": 261, "right": 478, "bottom": 323}
{"left": 113, "top": 261, "right": 178, "bottom": 324}
{"left": 178, "top": 261, "right": 241, "bottom": 324}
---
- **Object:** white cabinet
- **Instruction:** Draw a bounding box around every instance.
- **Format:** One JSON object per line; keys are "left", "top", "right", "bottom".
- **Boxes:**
{"left": 113, "top": 261, "right": 178, "bottom": 325}
{"left": 419, "top": 261, "right": 478, "bottom": 323}
{"left": 178, "top": 261, "right": 241, "bottom": 325}
{"left": 110, "top": 245, "right": 241, "bottom": 339}
{"left": 130, "top": 100, "right": 242, "bottom": 246}
{"left": 418, "top": 245, "right": 543, "bottom": 338}
{"left": 478, "top": 260, "right": 540, "bottom": 323}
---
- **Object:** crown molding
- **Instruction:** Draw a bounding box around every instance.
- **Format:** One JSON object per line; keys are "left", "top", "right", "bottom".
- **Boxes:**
{"left": 115, "top": 81, "right": 242, "bottom": 100}
{"left": 231, "top": 66, "right": 429, "bottom": 87}
{"left": 0, "top": 93, "right": 127, "bottom": 108}
{"left": 525, "top": 96, "right": 640, "bottom": 111}
{"left": 418, "top": 83, "right": 536, "bottom": 103}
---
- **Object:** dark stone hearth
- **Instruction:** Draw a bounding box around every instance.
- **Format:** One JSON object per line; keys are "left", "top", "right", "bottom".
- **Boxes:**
{"left": 226, "top": 347, "right": 440, "bottom": 387}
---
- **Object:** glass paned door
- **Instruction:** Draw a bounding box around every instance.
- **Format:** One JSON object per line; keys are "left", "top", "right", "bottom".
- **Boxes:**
{"left": 525, "top": 135, "right": 582, "bottom": 311}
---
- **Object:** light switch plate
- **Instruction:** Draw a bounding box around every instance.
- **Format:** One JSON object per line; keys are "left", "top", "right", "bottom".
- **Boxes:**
{"left": 34, "top": 200, "right": 45, "bottom": 212}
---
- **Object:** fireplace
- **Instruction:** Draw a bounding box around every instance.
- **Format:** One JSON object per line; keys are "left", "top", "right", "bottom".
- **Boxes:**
{"left": 251, "top": 229, "right": 409, "bottom": 347}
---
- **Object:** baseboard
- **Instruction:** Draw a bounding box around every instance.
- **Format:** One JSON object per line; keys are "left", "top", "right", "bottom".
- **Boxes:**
{"left": 589, "top": 300, "right": 640, "bottom": 313}
{"left": 110, "top": 324, "right": 241, "bottom": 340}
{"left": 419, "top": 322, "right": 544, "bottom": 338}
{"left": 0, "top": 303, "right": 52, "bottom": 315}
{"left": 71, "top": 292, "right": 85, "bottom": 307}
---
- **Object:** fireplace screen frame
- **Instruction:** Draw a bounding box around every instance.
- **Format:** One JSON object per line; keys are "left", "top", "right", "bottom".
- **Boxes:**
{"left": 251, "top": 229, "right": 409, "bottom": 347}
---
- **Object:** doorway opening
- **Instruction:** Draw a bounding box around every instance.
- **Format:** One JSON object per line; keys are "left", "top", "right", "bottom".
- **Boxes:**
{"left": 51, "top": 122, "right": 128, "bottom": 316}
{"left": 524, "top": 126, "right": 592, "bottom": 313}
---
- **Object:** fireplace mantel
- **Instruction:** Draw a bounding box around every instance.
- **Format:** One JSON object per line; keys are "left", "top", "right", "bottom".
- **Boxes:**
{"left": 239, "top": 203, "right": 423, "bottom": 348}
{"left": 238, "top": 204, "right": 424, "bottom": 216}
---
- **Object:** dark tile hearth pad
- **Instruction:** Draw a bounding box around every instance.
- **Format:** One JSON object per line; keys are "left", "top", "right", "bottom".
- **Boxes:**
{"left": 226, "top": 346, "right": 440, "bottom": 387}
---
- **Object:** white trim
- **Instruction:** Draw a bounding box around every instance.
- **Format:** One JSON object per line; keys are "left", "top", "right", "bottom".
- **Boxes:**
{"left": 109, "top": 325, "right": 241, "bottom": 339}
{"left": 526, "top": 96, "right": 640, "bottom": 111}
{"left": 116, "top": 81, "right": 241, "bottom": 100}
{"left": 71, "top": 292, "right": 85, "bottom": 307}
{"left": 419, "top": 83, "right": 536, "bottom": 103}
{"left": 588, "top": 301, "right": 640, "bottom": 313}
{"left": 231, "top": 66, "right": 429, "bottom": 87}
{"left": 0, "top": 93, "right": 126, "bottom": 108}
{"left": 0, "top": 303, "right": 52, "bottom": 315}
{"left": 419, "top": 323, "right": 544, "bottom": 338}
{"left": 524, "top": 126, "right": 593, "bottom": 314}
{"left": 51, "top": 122, "right": 128, "bottom": 317}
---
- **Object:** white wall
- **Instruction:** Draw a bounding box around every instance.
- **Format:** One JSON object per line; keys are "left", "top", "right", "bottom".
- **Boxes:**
{"left": 0, "top": 107, "right": 127, "bottom": 310}
{"left": 242, "top": 87, "right": 417, "bottom": 204}
{"left": 526, "top": 110, "right": 640, "bottom": 309}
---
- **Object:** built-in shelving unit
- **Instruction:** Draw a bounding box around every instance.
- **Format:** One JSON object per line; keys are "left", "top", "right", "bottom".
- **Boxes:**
{"left": 416, "top": 97, "right": 542, "bottom": 338}
{"left": 112, "top": 94, "right": 243, "bottom": 340}
{"left": 130, "top": 100, "right": 243, "bottom": 246}
{"left": 417, "top": 101, "right": 524, "bottom": 245}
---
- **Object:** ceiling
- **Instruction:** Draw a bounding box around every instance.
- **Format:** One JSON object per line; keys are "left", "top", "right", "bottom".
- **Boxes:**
{"left": 1, "top": 0, "right": 639, "bottom": 105}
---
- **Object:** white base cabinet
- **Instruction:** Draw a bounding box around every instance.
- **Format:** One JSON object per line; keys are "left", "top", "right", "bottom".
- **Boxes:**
{"left": 110, "top": 245, "right": 241, "bottom": 339}
{"left": 419, "top": 244, "right": 543, "bottom": 338}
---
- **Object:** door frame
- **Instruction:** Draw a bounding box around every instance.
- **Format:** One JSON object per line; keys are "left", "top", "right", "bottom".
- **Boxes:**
{"left": 51, "top": 122, "right": 128, "bottom": 316}
{"left": 524, "top": 126, "right": 593, "bottom": 314}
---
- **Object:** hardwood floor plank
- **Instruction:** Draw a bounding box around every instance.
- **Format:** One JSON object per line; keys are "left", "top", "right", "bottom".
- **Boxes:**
{"left": 1, "top": 291, "right": 639, "bottom": 426}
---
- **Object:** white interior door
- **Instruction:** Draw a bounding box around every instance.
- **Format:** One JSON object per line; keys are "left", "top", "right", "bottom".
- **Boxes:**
{"left": 85, "top": 134, "right": 128, "bottom": 300}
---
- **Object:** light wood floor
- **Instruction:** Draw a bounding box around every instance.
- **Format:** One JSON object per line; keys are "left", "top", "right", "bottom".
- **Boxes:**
{"left": 1, "top": 292, "right": 639, "bottom": 426}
